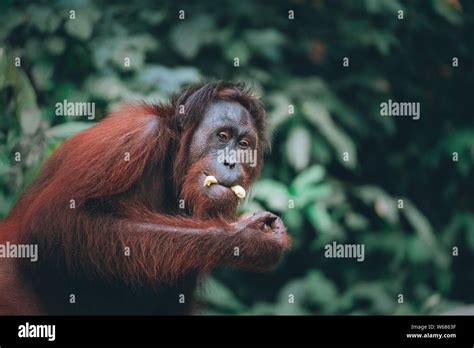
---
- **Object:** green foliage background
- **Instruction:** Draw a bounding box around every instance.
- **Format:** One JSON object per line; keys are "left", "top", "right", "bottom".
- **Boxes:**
{"left": 0, "top": 0, "right": 473, "bottom": 314}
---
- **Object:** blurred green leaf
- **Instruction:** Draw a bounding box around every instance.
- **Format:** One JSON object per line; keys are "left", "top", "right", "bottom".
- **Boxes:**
{"left": 65, "top": 13, "right": 94, "bottom": 40}
{"left": 355, "top": 186, "right": 399, "bottom": 224}
{"left": 403, "top": 199, "right": 449, "bottom": 268}
{"left": 46, "top": 122, "right": 93, "bottom": 140}
{"left": 345, "top": 212, "right": 370, "bottom": 231}
{"left": 306, "top": 202, "right": 332, "bottom": 233}
{"left": 253, "top": 179, "right": 289, "bottom": 212}
{"left": 402, "top": 199, "right": 436, "bottom": 248}
{"left": 277, "top": 271, "right": 339, "bottom": 313}
{"left": 432, "top": 0, "right": 463, "bottom": 25}
{"left": 0, "top": 10, "right": 24, "bottom": 40}
{"left": 406, "top": 236, "right": 433, "bottom": 264}
{"left": 291, "top": 165, "right": 325, "bottom": 194}
{"left": 170, "top": 15, "right": 215, "bottom": 59}
{"left": 294, "top": 184, "right": 332, "bottom": 208}
{"left": 32, "top": 62, "right": 54, "bottom": 90}
{"left": 27, "top": 5, "right": 61, "bottom": 33}
{"left": 45, "top": 37, "right": 66, "bottom": 55}
{"left": 285, "top": 126, "right": 311, "bottom": 170}
{"left": 303, "top": 101, "right": 357, "bottom": 169}
{"left": 365, "top": 0, "right": 405, "bottom": 14}
{"left": 244, "top": 29, "right": 285, "bottom": 61}
{"left": 283, "top": 208, "right": 304, "bottom": 234}
{"left": 201, "top": 277, "right": 245, "bottom": 312}
{"left": 341, "top": 282, "right": 395, "bottom": 314}
{"left": 267, "top": 93, "right": 293, "bottom": 132}
{"left": 134, "top": 65, "right": 200, "bottom": 95}
{"left": 139, "top": 10, "right": 166, "bottom": 25}
{"left": 85, "top": 74, "right": 139, "bottom": 101}
{"left": 225, "top": 41, "right": 251, "bottom": 66}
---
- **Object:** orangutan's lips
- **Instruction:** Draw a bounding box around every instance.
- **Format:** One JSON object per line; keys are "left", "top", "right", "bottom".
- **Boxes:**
{"left": 203, "top": 175, "right": 246, "bottom": 199}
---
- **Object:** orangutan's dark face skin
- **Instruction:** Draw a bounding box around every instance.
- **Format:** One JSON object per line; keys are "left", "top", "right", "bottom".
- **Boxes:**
{"left": 189, "top": 101, "right": 258, "bottom": 203}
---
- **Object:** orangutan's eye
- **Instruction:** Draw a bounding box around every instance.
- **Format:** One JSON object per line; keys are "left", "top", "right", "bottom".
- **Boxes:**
{"left": 217, "top": 131, "right": 229, "bottom": 141}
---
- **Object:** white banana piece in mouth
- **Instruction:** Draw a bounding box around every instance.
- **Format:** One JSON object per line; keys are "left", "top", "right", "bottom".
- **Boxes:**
{"left": 203, "top": 175, "right": 246, "bottom": 199}
{"left": 203, "top": 175, "right": 218, "bottom": 187}
{"left": 230, "top": 185, "right": 246, "bottom": 199}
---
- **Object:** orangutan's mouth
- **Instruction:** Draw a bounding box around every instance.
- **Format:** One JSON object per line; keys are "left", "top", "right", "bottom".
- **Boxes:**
{"left": 202, "top": 174, "right": 246, "bottom": 199}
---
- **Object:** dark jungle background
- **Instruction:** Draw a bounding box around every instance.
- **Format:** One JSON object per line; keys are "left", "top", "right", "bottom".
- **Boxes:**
{"left": 0, "top": 0, "right": 472, "bottom": 314}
